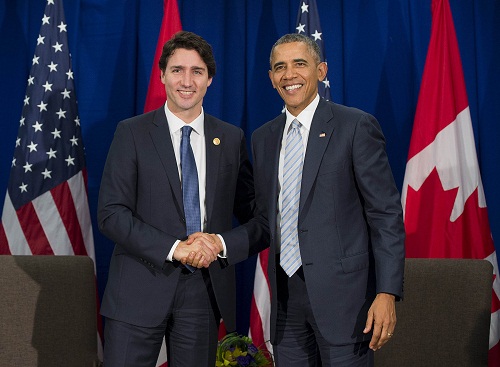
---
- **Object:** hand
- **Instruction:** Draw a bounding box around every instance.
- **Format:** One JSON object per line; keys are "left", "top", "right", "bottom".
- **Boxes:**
{"left": 173, "top": 232, "right": 222, "bottom": 268}
{"left": 363, "top": 293, "right": 396, "bottom": 351}
{"left": 186, "top": 232, "right": 223, "bottom": 260}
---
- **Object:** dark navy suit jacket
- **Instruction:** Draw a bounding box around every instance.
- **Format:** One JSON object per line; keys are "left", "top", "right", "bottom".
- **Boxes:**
{"left": 98, "top": 106, "right": 254, "bottom": 332}
{"left": 223, "top": 98, "right": 405, "bottom": 345}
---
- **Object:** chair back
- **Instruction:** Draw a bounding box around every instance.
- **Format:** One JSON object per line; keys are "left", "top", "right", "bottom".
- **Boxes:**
{"left": 375, "top": 258, "right": 493, "bottom": 367}
{"left": 0, "top": 255, "right": 99, "bottom": 367}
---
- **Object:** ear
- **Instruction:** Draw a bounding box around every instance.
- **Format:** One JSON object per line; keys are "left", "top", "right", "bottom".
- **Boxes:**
{"left": 317, "top": 62, "right": 328, "bottom": 82}
{"left": 269, "top": 69, "right": 277, "bottom": 89}
{"left": 207, "top": 77, "right": 213, "bottom": 87}
{"left": 160, "top": 70, "right": 166, "bottom": 85}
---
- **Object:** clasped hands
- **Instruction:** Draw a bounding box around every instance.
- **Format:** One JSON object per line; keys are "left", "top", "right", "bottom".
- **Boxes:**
{"left": 172, "top": 232, "right": 222, "bottom": 268}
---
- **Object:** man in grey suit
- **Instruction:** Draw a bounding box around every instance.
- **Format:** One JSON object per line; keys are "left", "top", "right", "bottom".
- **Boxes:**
{"left": 192, "top": 33, "right": 405, "bottom": 366}
{"left": 97, "top": 31, "right": 254, "bottom": 367}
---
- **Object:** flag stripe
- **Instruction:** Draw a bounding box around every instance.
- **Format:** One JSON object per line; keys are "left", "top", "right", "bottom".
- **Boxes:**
{"left": 33, "top": 188, "right": 74, "bottom": 255}
{"left": 0, "top": 223, "right": 10, "bottom": 254}
{"left": 51, "top": 180, "right": 87, "bottom": 255}
{"left": 68, "top": 170, "right": 96, "bottom": 260}
{"left": 1, "top": 193, "right": 30, "bottom": 254}
{"left": 18, "top": 201, "right": 54, "bottom": 255}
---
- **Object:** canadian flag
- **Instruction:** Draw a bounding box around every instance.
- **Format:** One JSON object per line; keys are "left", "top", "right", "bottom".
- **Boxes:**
{"left": 401, "top": 0, "right": 500, "bottom": 365}
{"left": 144, "top": 1, "right": 182, "bottom": 366}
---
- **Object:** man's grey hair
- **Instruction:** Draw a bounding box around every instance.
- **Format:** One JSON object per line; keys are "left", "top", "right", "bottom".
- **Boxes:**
{"left": 269, "top": 33, "right": 322, "bottom": 67}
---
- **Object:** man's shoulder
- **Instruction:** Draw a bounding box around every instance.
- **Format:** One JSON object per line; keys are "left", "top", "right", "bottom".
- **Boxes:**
{"left": 321, "top": 99, "right": 372, "bottom": 120}
{"left": 121, "top": 109, "right": 158, "bottom": 125}
{"left": 204, "top": 113, "right": 243, "bottom": 134}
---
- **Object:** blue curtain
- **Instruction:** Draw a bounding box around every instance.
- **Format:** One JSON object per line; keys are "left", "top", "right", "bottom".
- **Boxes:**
{"left": 1, "top": 0, "right": 499, "bottom": 334}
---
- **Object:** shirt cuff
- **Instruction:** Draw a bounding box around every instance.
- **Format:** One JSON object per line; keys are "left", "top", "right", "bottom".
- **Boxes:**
{"left": 216, "top": 234, "right": 227, "bottom": 258}
{"left": 167, "top": 239, "right": 181, "bottom": 262}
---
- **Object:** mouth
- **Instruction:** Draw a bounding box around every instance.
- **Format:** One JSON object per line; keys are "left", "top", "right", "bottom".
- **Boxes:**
{"left": 178, "top": 90, "right": 195, "bottom": 96}
{"left": 283, "top": 84, "right": 303, "bottom": 91}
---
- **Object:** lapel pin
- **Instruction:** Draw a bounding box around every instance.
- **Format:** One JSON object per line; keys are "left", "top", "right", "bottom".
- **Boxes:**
{"left": 213, "top": 137, "right": 221, "bottom": 146}
{"left": 319, "top": 132, "right": 326, "bottom": 138}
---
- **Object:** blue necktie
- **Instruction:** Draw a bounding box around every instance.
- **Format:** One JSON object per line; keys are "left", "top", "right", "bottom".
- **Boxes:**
{"left": 181, "top": 126, "right": 200, "bottom": 272}
{"left": 280, "top": 119, "right": 304, "bottom": 277}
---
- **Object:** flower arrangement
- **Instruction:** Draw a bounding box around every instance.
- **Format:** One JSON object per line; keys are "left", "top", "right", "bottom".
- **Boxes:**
{"left": 215, "top": 332, "right": 273, "bottom": 367}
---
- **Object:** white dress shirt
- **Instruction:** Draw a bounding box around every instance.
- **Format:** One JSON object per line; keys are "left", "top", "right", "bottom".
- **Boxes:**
{"left": 165, "top": 104, "right": 207, "bottom": 261}
{"left": 277, "top": 94, "right": 320, "bottom": 251}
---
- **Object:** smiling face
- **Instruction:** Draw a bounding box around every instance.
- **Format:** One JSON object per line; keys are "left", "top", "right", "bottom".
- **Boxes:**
{"left": 161, "top": 48, "right": 213, "bottom": 123}
{"left": 269, "top": 41, "right": 327, "bottom": 116}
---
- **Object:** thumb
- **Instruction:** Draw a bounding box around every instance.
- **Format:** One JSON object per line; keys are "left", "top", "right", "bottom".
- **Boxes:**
{"left": 186, "top": 232, "right": 203, "bottom": 245}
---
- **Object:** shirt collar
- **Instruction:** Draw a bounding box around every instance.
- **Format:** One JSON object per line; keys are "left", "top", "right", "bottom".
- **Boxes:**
{"left": 284, "top": 94, "right": 320, "bottom": 132}
{"left": 164, "top": 103, "right": 205, "bottom": 136}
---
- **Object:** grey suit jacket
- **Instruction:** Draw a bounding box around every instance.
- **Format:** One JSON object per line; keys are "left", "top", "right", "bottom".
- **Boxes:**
{"left": 97, "top": 106, "right": 254, "bottom": 331}
{"left": 224, "top": 98, "right": 405, "bottom": 344}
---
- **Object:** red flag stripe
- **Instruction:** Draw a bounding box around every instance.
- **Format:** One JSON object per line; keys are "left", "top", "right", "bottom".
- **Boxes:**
{"left": 0, "top": 223, "right": 10, "bottom": 254}
{"left": 68, "top": 170, "right": 96, "bottom": 260}
{"left": 51, "top": 181, "right": 87, "bottom": 256}
{"left": 144, "top": 0, "right": 182, "bottom": 113}
{"left": 1, "top": 193, "right": 30, "bottom": 254}
{"left": 17, "top": 201, "right": 54, "bottom": 255}
{"left": 249, "top": 249, "right": 273, "bottom": 358}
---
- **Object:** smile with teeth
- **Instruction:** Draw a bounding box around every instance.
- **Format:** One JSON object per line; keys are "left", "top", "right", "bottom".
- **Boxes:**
{"left": 284, "top": 84, "right": 302, "bottom": 91}
{"left": 179, "top": 90, "right": 195, "bottom": 95}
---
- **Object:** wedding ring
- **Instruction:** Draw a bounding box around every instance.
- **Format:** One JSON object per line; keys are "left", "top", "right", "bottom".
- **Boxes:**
{"left": 387, "top": 332, "right": 393, "bottom": 337}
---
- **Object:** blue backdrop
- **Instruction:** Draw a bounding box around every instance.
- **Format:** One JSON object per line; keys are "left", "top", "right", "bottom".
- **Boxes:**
{"left": 1, "top": 0, "right": 499, "bottom": 334}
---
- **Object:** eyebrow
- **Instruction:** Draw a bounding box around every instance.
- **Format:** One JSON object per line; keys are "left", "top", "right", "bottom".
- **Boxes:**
{"left": 272, "top": 58, "right": 308, "bottom": 70}
{"left": 169, "top": 65, "right": 206, "bottom": 71}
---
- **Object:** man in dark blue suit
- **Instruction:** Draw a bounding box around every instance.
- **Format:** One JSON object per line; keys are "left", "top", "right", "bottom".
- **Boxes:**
{"left": 97, "top": 31, "right": 254, "bottom": 367}
{"left": 203, "top": 33, "right": 405, "bottom": 366}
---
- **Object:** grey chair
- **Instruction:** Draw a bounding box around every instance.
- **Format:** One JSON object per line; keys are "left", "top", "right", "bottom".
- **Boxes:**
{"left": 375, "top": 258, "right": 493, "bottom": 367}
{"left": 0, "top": 255, "right": 100, "bottom": 367}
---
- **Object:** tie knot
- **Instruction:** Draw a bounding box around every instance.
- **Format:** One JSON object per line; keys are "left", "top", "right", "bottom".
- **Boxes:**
{"left": 290, "top": 119, "right": 301, "bottom": 131}
{"left": 182, "top": 125, "right": 193, "bottom": 137}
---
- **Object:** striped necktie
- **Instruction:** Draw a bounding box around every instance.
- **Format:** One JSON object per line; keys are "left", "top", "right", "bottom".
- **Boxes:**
{"left": 280, "top": 119, "right": 304, "bottom": 277}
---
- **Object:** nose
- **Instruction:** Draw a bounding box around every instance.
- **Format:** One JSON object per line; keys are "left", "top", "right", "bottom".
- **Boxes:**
{"left": 181, "top": 72, "right": 192, "bottom": 87}
{"left": 283, "top": 66, "right": 296, "bottom": 80}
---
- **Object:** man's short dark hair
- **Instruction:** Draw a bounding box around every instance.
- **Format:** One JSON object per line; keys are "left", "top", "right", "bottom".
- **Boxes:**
{"left": 159, "top": 31, "right": 216, "bottom": 78}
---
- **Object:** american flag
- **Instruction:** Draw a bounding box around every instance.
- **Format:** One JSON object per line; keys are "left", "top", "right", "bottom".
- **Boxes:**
{"left": 295, "top": 0, "right": 331, "bottom": 100}
{"left": 248, "top": 0, "right": 330, "bottom": 362}
{"left": 0, "top": 0, "right": 102, "bottom": 359}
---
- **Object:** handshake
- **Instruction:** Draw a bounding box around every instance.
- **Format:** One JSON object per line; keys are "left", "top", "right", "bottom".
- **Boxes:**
{"left": 173, "top": 232, "right": 223, "bottom": 268}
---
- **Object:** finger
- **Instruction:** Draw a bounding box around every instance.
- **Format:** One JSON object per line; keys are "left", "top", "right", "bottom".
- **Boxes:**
{"left": 369, "top": 321, "right": 383, "bottom": 351}
{"left": 185, "top": 251, "right": 196, "bottom": 265}
{"left": 193, "top": 238, "right": 219, "bottom": 260}
{"left": 364, "top": 310, "right": 374, "bottom": 334}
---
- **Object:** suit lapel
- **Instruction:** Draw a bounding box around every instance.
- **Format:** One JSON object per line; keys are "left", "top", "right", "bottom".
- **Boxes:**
{"left": 204, "top": 115, "right": 222, "bottom": 222}
{"left": 149, "top": 108, "right": 184, "bottom": 211}
{"left": 300, "top": 100, "right": 335, "bottom": 213}
{"left": 267, "top": 116, "right": 286, "bottom": 236}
